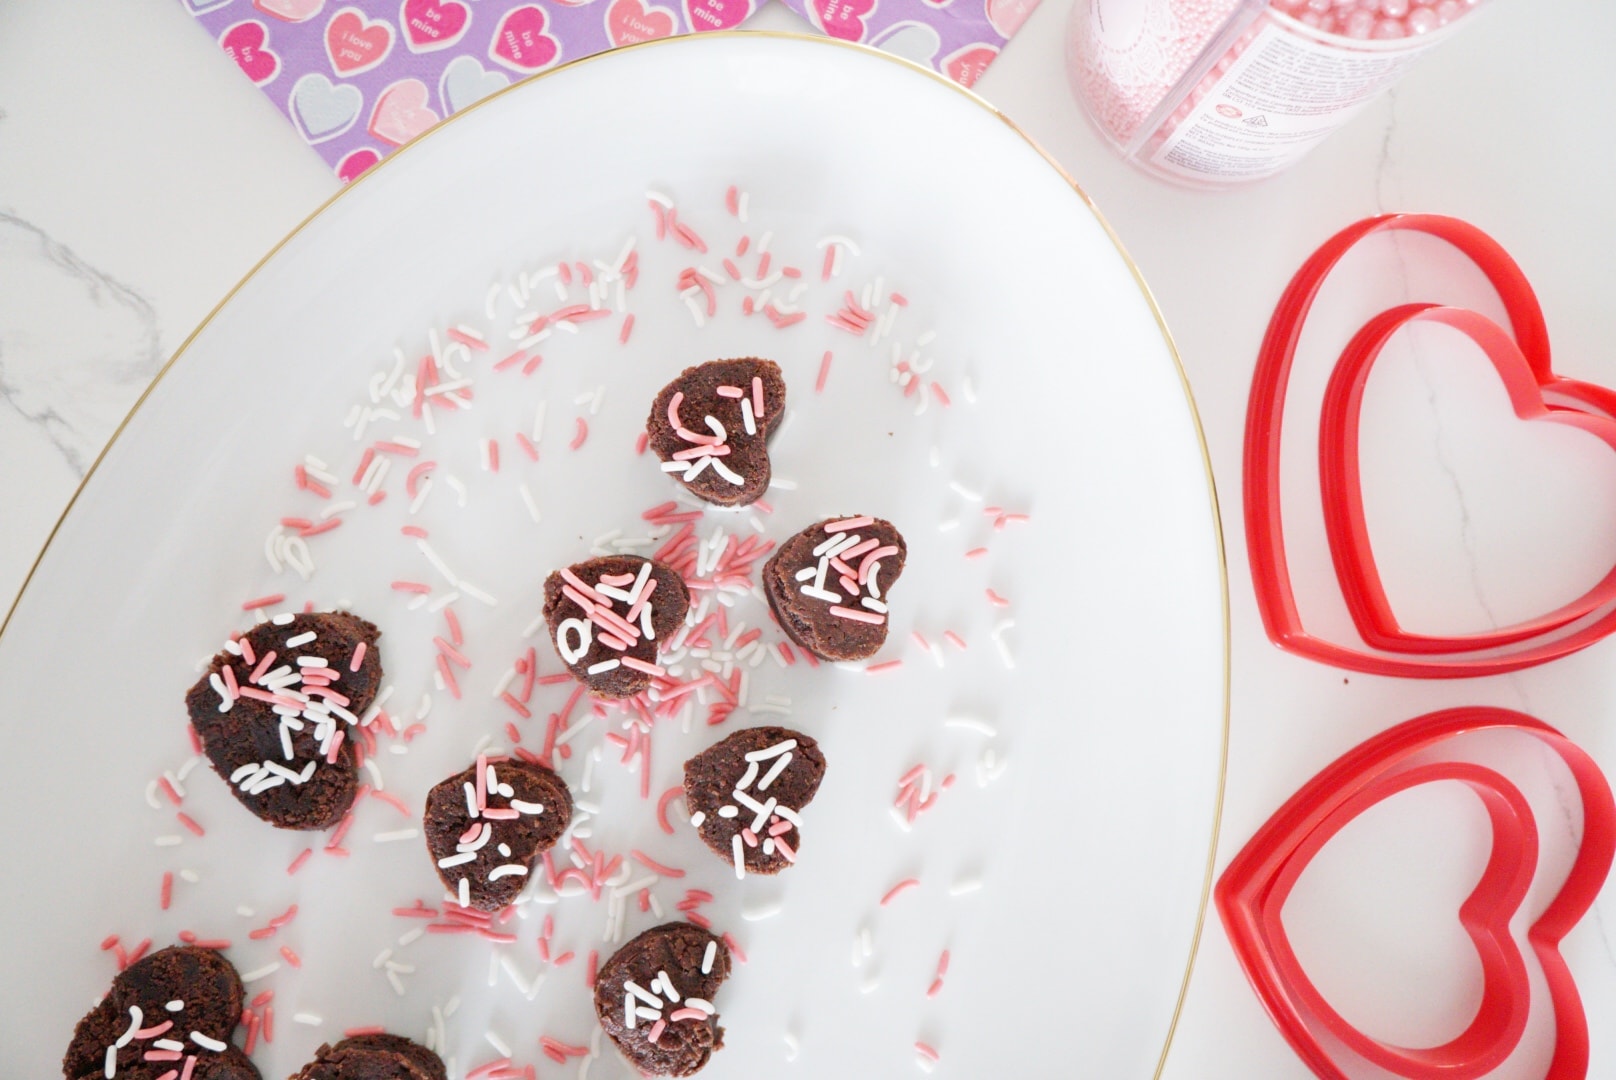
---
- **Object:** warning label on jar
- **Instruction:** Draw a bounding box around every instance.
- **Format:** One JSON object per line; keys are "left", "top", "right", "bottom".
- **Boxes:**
{"left": 1149, "top": 20, "right": 1441, "bottom": 181}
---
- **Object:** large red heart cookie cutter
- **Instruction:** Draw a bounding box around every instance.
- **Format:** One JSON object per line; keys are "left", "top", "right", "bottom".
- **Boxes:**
{"left": 1245, "top": 213, "right": 1616, "bottom": 676}
{"left": 1217, "top": 707, "right": 1615, "bottom": 1080}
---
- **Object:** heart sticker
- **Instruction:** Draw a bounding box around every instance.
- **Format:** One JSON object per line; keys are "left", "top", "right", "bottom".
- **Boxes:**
{"left": 986, "top": 0, "right": 1036, "bottom": 36}
{"left": 605, "top": 0, "right": 679, "bottom": 46}
{"left": 438, "top": 54, "right": 509, "bottom": 115}
{"left": 400, "top": 0, "right": 471, "bottom": 53}
{"left": 335, "top": 146, "right": 381, "bottom": 183}
{"left": 219, "top": 20, "right": 281, "bottom": 86}
{"left": 683, "top": 0, "right": 755, "bottom": 33}
{"left": 325, "top": 6, "right": 395, "bottom": 76}
{"left": 254, "top": 0, "right": 325, "bottom": 21}
{"left": 488, "top": 5, "right": 562, "bottom": 72}
{"left": 805, "top": 0, "right": 873, "bottom": 41}
{"left": 1217, "top": 707, "right": 1615, "bottom": 1080}
{"left": 943, "top": 43, "right": 998, "bottom": 88}
{"left": 288, "top": 72, "right": 363, "bottom": 143}
{"left": 368, "top": 78, "right": 441, "bottom": 146}
{"left": 1244, "top": 213, "right": 1616, "bottom": 677}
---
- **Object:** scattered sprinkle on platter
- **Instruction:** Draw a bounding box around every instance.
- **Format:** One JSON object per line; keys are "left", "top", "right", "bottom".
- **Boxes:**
{"left": 0, "top": 34, "right": 1226, "bottom": 1080}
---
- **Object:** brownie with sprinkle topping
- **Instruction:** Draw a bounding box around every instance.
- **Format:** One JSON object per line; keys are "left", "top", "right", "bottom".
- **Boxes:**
{"left": 423, "top": 757, "right": 573, "bottom": 911}
{"left": 647, "top": 358, "right": 785, "bottom": 507}
{"left": 185, "top": 611, "right": 383, "bottom": 830}
{"left": 291, "top": 1033, "right": 445, "bottom": 1080}
{"left": 684, "top": 726, "right": 825, "bottom": 876}
{"left": 63, "top": 945, "right": 259, "bottom": 1080}
{"left": 542, "top": 555, "right": 689, "bottom": 698}
{"left": 594, "top": 923, "right": 731, "bottom": 1077}
{"left": 762, "top": 516, "right": 907, "bottom": 662}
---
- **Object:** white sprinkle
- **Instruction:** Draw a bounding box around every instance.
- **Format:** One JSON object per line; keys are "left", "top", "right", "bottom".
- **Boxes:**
{"left": 949, "top": 480, "right": 984, "bottom": 502}
{"left": 104, "top": 1046, "right": 116, "bottom": 1079}
{"left": 743, "top": 901, "right": 782, "bottom": 921}
{"left": 519, "top": 483, "right": 542, "bottom": 524}
{"left": 485, "top": 1031, "right": 512, "bottom": 1056}
{"left": 387, "top": 968, "right": 407, "bottom": 996}
{"left": 646, "top": 189, "right": 674, "bottom": 208}
{"left": 239, "top": 963, "right": 280, "bottom": 984}
{"left": 758, "top": 754, "right": 792, "bottom": 791}
{"left": 949, "top": 875, "right": 984, "bottom": 896}
{"left": 487, "top": 864, "right": 529, "bottom": 880}
{"left": 946, "top": 716, "right": 998, "bottom": 736}
{"left": 938, "top": 518, "right": 960, "bottom": 532}
{"left": 732, "top": 834, "right": 746, "bottom": 878}
{"left": 860, "top": 973, "right": 880, "bottom": 994}
{"left": 458, "top": 878, "right": 471, "bottom": 907}
{"left": 701, "top": 941, "right": 717, "bottom": 974}
{"left": 373, "top": 948, "right": 394, "bottom": 969}
{"left": 438, "top": 851, "right": 476, "bottom": 869}
{"left": 625, "top": 980, "right": 663, "bottom": 1008}
{"left": 510, "top": 799, "right": 545, "bottom": 814}
{"left": 293, "top": 1012, "right": 323, "bottom": 1026}
{"left": 398, "top": 927, "right": 424, "bottom": 947}
{"left": 153, "top": 1039, "right": 185, "bottom": 1052}
{"left": 689, "top": 810, "right": 706, "bottom": 828}
{"left": 784, "top": 1031, "right": 800, "bottom": 1061}
{"left": 154, "top": 835, "right": 183, "bottom": 847}
{"left": 165, "top": 1000, "right": 184, "bottom": 1012}
{"left": 191, "top": 1032, "right": 228, "bottom": 1052}
{"left": 745, "top": 739, "right": 797, "bottom": 762}
{"left": 460, "top": 580, "right": 499, "bottom": 606}
{"left": 586, "top": 659, "right": 621, "bottom": 674}
{"left": 374, "top": 828, "right": 419, "bottom": 843}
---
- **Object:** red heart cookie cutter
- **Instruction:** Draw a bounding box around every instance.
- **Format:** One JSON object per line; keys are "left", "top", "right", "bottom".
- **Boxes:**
{"left": 1246, "top": 213, "right": 1616, "bottom": 676}
{"left": 1217, "top": 707, "right": 1615, "bottom": 1080}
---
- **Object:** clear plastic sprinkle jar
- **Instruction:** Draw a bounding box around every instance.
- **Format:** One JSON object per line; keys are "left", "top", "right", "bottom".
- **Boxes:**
{"left": 1067, "top": 0, "right": 1487, "bottom": 187}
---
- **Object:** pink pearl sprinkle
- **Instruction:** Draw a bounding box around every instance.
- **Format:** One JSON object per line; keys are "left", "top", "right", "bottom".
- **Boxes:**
{"left": 880, "top": 877, "right": 920, "bottom": 906}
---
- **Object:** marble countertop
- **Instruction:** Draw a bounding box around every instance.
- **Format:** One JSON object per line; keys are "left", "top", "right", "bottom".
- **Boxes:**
{"left": 4, "top": 1, "right": 1615, "bottom": 1075}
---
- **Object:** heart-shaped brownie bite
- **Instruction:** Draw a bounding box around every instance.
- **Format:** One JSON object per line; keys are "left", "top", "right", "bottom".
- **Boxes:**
{"left": 684, "top": 726, "right": 825, "bottom": 876}
{"left": 63, "top": 945, "right": 260, "bottom": 1080}
{"left": 290, "top": 1032, "right": 445, "bottom": 1080}
{"left": 186, "top": 611, "right": 383, "bottom": 830}
{"left": 647, "top": 358, "right": 785, "bottom": 507}
{"left": 762, "top": 516, "right": 907, "bottom": 661}
{"left": 543, "top": 555, "right": 690, "bottom": 698}
{"left": 593, "top": 923, "right": 731, "bottom": 1077}
{"left": 424, "top": 755, "right": 573, "bottom": 911}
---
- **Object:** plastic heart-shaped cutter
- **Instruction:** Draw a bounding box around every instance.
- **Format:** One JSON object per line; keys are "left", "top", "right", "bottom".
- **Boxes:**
{"left": 1217, "top": 707, "right": 1615, "bottom": 1080}
{"left": 1245, "top": 213, "right": 1616, "bottom": 676}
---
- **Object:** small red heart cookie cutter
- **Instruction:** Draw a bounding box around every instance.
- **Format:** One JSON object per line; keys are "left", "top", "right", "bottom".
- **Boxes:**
{"left": 1246, "top": 213, "right": 1616, "bottom": 676}
{"left": 1217, "top": 707, "right": 1615, "bottom": 1080}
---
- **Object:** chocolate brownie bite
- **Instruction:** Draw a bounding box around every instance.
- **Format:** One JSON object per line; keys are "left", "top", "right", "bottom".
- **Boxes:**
{"left": 647, "top": 358, "right": 785, "bottom": 507}
{"left": 186, "top": 610, "right": 383, "bottom": 830}
{"left": 762, "top": 516, "right": 907, "bottom": 662}
{"left": 543, "top": 556, "right": 690, "bottom": 698}
{"left": 684, "top": 727, "right": 825, "bottom": 876}
{"left": 424, "top": 756, "right": 572, "bottom": 911}
{"left": 290, "top": 1033, "right": 446, "bottom": 1080}
{"left": 594, "top": 923, "right": 731, "bottom": 1077}
{"left": 63, "top": 946, "right": 257, "bottom": 1080}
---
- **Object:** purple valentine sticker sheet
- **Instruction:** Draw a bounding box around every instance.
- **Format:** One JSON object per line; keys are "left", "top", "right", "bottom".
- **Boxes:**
{"left": 183, "top": 0, "right": 1039, "bottom": 181}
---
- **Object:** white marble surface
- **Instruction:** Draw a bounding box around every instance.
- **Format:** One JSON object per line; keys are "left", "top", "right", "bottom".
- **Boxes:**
{"left": 4, "top": 0, "right": 1616, "bottom": 1076}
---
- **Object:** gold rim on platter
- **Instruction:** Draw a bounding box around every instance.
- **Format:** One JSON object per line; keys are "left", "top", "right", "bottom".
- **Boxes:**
{"left": 0, "top": 30, "right": 1230, "bottom": 1079}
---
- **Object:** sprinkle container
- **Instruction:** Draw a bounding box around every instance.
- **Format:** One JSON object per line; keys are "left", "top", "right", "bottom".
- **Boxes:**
{"left": 1067, "top": 0, "right": 1487, "bottom": 186}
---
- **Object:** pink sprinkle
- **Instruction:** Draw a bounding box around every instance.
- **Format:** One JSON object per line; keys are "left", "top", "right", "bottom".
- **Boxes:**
{"left": 160, "top": 871, "right": 173, "bottom": 911}
{"left": 635, "top": 431, "right": 648, "bottom": 455}
{"left": 915, "top": 1042, "right": 940, "bottom": 1062}
{"left": 669, "top": 1008, "right": 708, "bottom": 1022}
{"left": 824, "top": 515, "right": 874, "bottom": 533}
{"left": 348, "top": 641, "right": 367, "bottom": 672}
{"left": 898, "top": 763, "right": 927, "bottom": 787}
{"left": 815, "top": 350, "right": 833, "bottom": 393}
{"left": 437, "top": 654, "right": 461, "bottom": 699}
{"left": 777, "top": 642, "right": 796, "bottom": 665}
{"left": 344, "top": 1026, "right": 386, "bottom": 1038}
{"left": 721, "top": 932, "right": 747, "bottom": 963}
{"left": 501, "top": 693, "right": 532, "bottom": 719}
{"left": 435, "top": 636, "right": 472, "bottom": 669}
{"left": 880, "top": 878, "right": 920, "bottom": 906}
{"left": 240, "top": 593, "right": 284, "bottom": 611}
{"left": 522, "top": 354, "right": 543, "bottom": 376}
{"left": 157, "top": 775, "right": 184, "bottom": 806}
{"left": 965, "top": 547, "right": 989, "bottom": 560}
{"left": 647, "top": 1019, "right": 667, "bottom": 1044}
{"left": 485, "top": 440, "right": 501, "bottom": 472}
{"left": 279, "top": 946, "right": 301, "bottom": 967}
{"left": 620, "top": 657, "right": 665, "bottom": 677}
{"left": 447, "top": 327, "right": 487, "bottom": 350}
{"left": 570, "top": 417, "right": 588, "bottom": 450}
{"left": 134, "top": 1020, "right": 174, "bottom": 1039}
{"left": 891, "top": 292, "right": 909, "bottom": 306}
{"left": 494, "top": 350, "right": 526, "bottom": 371}
{"left": 287, "top": 848, "right": 313, "bottom": 875}
{"left": 391, "top": 580, "right": 432, "bottom": 594}
{"left": 553, "top": 950, "right": 575, "bottom": 965}
{"left": 930, "top": 382, "right": 952, "bottom": 407}
{"left": 371, "top": 789, "right": 412, "bottom": 818}
{"left": 686, "top": 911, "right": 711, "bottom": 929}
{"left": 401, "top": 525, "right": 429, "bottom": 539}
{"left": 405, "top": 460, "right": 436, "bottom": 496}
{"left": 722, "top": 258, "right": 742, "bottom": 280}
{"left": 986, "top": 589, "right": 1011, "bottom": 608}
{"left": 752, "top": 375, "right": 765, "bottom": 419}
{"left": 716, "top": 385, "right": 745, "bottom": 398}
{"left": 926, "top": 977, "right": 944, "bottom": 998}
{"left": 866, "top": 659, "right": 903, "bottom": 674}
{"left": 821, "top": 246, "right": 835, "bottom": 281}
{"left": 943, "top": 631, "right": 967, "bottom": 650}
{"left": 176, "top": 812, "right": 205, "bottom": 837}
{"left": 725, "top": 185, "right": 739, "bottom": 215}
{"left": 830, "top": 606, "right": 885, "bottom": 625}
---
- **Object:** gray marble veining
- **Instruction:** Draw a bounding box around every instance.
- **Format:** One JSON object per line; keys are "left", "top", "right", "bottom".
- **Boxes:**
{"left": 0, "top": 212, "right": 164, "bottom": 474}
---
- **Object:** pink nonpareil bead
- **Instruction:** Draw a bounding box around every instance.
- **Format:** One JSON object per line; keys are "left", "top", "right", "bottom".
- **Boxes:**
{"left": 1406, "top": 4, "right": 1439, "bottom": 31}
{"left": 1306, "top": 0, "right": 1331, "bottom": 12}
{"left": 1372, "top": 16, "right": 1405, "bottom": 36}
{"left": 1435, "top": 0, "right": 1462, "bottom": 22}
{"left": 1379, "top": 0, "right": 1409, "bottom": 16}
{"left": 1343, "top": 8, "right": 1375, "bottom": 36}
{"left": 1297, "top": 10, "right": 1323, "bottom": 26}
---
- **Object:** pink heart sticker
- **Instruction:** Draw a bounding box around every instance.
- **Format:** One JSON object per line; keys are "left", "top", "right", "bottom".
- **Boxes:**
{"left": 400, "top": 0, "right": 470, "bottom": 53}
{"left": 805, "top": 0, "right": 873, "bottom": 41}
{"left": 325, "top": 6, "right": 395, "bottom": 76}
{"left": 253, "top": 0, "right": 326, "bottom": 22}
{"left": 606, "top": 0, "right": 677, "bottom": 45}
{"left": 335, "top": 147, "right": 381, "bottom": 184}
{"left": 683, "top": 0, "right": 754, "bottom": 33}
{"left": 985, "top": 0, "right": 1035, "bottom": 36}
{"left": 368, "top": 78, "right": 441, "bottom": 146}
{"left": 219, "top": 20, "right": 281, "bottom": 86}
{"left": 489, "top": 6, "right": 561, "bottom": 72}
{"left": 943, "top": 42, "right": 997, "bottom": 87}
